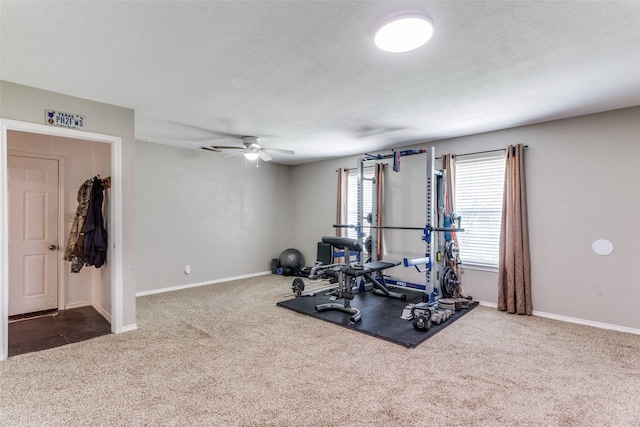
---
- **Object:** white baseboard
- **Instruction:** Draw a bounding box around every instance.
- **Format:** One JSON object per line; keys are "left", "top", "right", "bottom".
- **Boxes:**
{"left": 64, "top": 301, "right": 91, "bottom": 310}
{"left": 63, "top": 301, "right": 138, "bottom": 333}
{"left": 91, "top": 303, "right": 111, "bottom": 323}
{"left": 135, "top": 271, "right": 272, "bottom": 297}
{"left": 477, "top": 300, "right": 640, "bottom": 335}
{"left": 120, "top": 323, "right": 138, "bottom": 333}
{"left": 477, "top": 301, "right": 498, "bottom": 309}
{"left": 532, "top": 310, "right": 640, "bottom": 335}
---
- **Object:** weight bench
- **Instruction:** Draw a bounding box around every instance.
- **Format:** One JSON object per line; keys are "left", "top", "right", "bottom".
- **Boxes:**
{"left": 314, "top": 236, "right": 404, "bottom": 324}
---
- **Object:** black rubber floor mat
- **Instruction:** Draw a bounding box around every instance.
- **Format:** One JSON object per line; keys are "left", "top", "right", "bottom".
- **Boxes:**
{"left": 277, "top": 291, "right": 478, "bottom": 348}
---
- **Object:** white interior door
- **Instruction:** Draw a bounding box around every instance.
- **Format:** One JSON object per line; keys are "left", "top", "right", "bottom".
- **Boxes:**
{"left": 8, "top": 155, "right": 59, "bottom": 316}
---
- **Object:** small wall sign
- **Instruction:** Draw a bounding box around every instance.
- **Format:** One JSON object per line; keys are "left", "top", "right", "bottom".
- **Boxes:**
{"left": 45, "top": 110, "right": 86, "bottom": 130}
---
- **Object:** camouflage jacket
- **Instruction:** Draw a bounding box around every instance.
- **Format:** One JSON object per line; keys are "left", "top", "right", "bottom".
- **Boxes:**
{"left": 63, "top": 178, "right": 93, "bottom": 272}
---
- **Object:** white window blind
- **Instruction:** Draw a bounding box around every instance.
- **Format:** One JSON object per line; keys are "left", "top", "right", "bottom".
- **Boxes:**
{"left": 347, "top": 168, "right": 374, "bottom": 253}
{"left": 454, "top": 153, "right": 505, "bottom": 267}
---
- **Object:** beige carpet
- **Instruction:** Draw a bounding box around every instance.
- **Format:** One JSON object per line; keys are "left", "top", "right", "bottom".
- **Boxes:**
{"left": 1, "top": 274, "right": 639, "bottom": 426}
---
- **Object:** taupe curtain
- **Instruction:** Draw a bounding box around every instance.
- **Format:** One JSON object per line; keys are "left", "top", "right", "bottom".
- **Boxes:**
{"left": 442, "top": 154, "right": 456, "bottom": 216}
{"left": 498, "top": 144, "right": 532, "bottom": 315}
{"left": 374, "top": 163, "right": 384, "bottom": 261}
{"left": 442, "top": 153, "right": 468, "bottom": 297}
{"left": 336, "top": 168, "right": 349, "bottom": 237}
{"left": 335, "top": 168, "right": 349, "bottom": 263}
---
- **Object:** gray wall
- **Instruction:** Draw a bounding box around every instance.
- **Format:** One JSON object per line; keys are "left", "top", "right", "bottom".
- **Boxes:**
{"left": 291, "top": 107, "right": 640, "bottom": 331}
{"left": 134, "top": 141, "right": 293, "bottom": 292}
{"left": 5, "top": 79, "right": 637, "bottom": 332}
{"left": 1, "top": 81, "right": 137, "bottom": 329}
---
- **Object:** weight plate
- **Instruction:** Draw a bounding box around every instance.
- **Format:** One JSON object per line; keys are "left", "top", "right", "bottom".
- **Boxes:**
{"left": 292, "top": 278, "right": 305, "bottom": 292}
{"left": 292, "top": 277, "right": 305, "bottom": 297}
{"left": 440, "top": 266, "right": 459, "bottom": 298}
{"left": 413, "top": 315, "right": 429, "bottom": 331}
{"left": 445, "top": 240, "right": 459, "bottom": 263}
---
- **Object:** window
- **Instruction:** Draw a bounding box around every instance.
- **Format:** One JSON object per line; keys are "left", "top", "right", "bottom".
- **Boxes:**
{"left": 347, "top": 167, "right": 374, "bottom": 254}
{"left": 454, "top": 153, "right": 505, "bottom": 267}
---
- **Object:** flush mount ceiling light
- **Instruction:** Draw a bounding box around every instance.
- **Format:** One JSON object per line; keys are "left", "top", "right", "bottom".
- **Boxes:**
{"left": 374, "top": 13, "right": 434, "bottom": 53}
{"left": 244, "top": 151, "right": 259, "bottom": 161}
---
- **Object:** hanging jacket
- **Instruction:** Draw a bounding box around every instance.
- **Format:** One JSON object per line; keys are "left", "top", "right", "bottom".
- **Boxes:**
{"left": 83, "top": 176, "right": 108, "bottom": 268}
{"left": 64, "top": 178, "right": 93, "bottom": 272}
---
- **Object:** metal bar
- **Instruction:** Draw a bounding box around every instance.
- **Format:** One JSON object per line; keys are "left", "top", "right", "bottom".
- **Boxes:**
{"left": 371, "top": 166, "right": 379, "bottom": 261}
{"left": 333, "top": 224, "right": 464, "bottom": 232}
{"left": 357, "top": 158, "right": 364, "bottom": 245}
{"left": 425, "top": 147, "right": 436, "bottom": 300}
{"left": 338, "top": 145, "right": 529, "bottom": 171}
{"left": 336, "top": 163, "right": 386, "bottom": 172}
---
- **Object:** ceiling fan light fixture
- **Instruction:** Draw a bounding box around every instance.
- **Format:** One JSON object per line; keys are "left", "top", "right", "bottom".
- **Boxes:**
{"left": 244, "top": 151, "right": 260, "bottom": 161}
{"left": 374, "top": 13, "right": 434, "bottom": 53}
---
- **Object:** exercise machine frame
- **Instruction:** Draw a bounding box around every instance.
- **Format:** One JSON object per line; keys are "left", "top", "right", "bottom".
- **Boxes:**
{"left": 335, "top": 147, "right": 462, "bottom": 303}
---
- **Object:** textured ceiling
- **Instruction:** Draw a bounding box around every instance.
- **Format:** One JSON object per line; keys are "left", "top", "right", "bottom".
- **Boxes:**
{"left": 2, "top": 1, "right": 639, "bottom": 165}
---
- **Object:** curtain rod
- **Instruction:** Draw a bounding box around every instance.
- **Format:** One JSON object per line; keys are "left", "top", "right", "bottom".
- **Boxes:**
{"left": 337, "top": 145, "right": 529, "bottom": 171}
{"left": 436, "top": 145, "right": 528, "bottom": 160}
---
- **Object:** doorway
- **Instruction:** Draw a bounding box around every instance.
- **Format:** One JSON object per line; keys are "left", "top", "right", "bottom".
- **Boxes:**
{"left": 8, "top": 155, "right": 60, "bottom": 317}
{"left": 1, "top": 119, "right": 125, "bottom": 361}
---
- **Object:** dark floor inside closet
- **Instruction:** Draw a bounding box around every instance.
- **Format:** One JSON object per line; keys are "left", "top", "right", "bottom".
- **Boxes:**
{"left": 8, "top": 306, "right": 111, "bottom": 357}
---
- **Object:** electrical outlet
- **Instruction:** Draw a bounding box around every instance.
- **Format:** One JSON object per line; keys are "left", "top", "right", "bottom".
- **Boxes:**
{"left": 185, "top": 265, "right": 190, "bottom": 274}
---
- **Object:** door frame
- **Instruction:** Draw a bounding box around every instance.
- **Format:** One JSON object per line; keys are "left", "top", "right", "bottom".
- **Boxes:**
{"left": 8, "top": 151, "right": 66, "bottom": 313}
{"left": 0, "top": 119, "right": 124, "bottom": 361}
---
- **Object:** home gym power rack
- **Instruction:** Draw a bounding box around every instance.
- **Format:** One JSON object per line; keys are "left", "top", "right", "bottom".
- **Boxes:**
{"left": 333, "top": 147, "right": 464, "bottom": 304}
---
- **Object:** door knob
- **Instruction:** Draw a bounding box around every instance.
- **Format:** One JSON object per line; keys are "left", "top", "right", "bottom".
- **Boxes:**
{"left": 48, "top": 245, "right": 57, "bottom": 250}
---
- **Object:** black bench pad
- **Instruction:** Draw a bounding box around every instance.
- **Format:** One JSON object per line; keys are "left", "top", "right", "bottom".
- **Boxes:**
{"left": 321, "top": 236, "right": 363, "bottom": 252}
{"left": 343, "top": 260, "right": 400, "bottom": 277}
{"left": 343, "top": 266, "right": 372, "bottom": 277}
{"left": 363, "top": 260, "right": 400, "bottom": 270}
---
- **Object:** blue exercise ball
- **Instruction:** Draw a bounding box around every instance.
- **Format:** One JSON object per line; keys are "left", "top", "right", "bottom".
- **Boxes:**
{"left": 279, "top": 248, "right": 305, "bottom": 273}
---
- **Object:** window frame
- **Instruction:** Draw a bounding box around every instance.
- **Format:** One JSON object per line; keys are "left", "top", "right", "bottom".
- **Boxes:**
{"left": 346, "top": 167, "right": 374, "bottom": 257}
{"left": 454, "top": 152, "right": 505, "bottom": 270}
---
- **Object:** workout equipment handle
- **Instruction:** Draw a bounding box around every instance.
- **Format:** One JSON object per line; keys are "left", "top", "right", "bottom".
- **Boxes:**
{"left": 403, "top": 256, "right": 431, "bottom": 273}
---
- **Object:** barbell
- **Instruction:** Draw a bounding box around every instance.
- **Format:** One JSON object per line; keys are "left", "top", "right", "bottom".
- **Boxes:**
{"left": 333, "top": 224, "right": 464, "bottom": 233}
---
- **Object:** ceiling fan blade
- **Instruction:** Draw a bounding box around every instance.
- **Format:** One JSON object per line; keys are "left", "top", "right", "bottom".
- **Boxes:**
{"left": 211, "top": 145, "right": 244, "bottom": 150}
{"left": 138, "top": 117, "right": 249, "bottom": 140}
{"left": 264, "top": 147, "right": 295, "bottom": 156}
{"left": 159, "top": 119, "right": 247, "bottom": 139}
{"left": 258, "top": 151, "right": 272, "bottom": 162}
{"left": 223, "top": 151, "right": 246, "bottom": 159}
{"left": 201, "top": 146, "right": 221, "bottom": 152}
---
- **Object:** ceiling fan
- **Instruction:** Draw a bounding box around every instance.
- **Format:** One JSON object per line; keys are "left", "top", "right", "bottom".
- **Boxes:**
{"left": 201, "top": 136, "right": 294, "bottom": 162}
